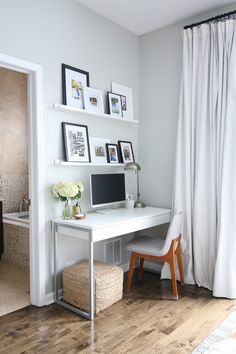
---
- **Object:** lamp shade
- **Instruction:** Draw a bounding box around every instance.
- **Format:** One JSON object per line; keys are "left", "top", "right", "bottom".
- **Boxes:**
{"left": 124, "top": 162, "right": 141, "bottom": 171}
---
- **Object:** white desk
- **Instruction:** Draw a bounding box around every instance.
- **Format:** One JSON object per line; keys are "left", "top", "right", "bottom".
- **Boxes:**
{"left": 52, "top": 207, "right": 171, "bottom": 320}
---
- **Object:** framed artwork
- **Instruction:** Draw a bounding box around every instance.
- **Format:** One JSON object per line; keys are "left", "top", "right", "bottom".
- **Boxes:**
{"left": 120, "top": 95, "right": 127, "bottom": 115}
{"left": 106, "top": 144, "right": 119, "bottom": 163}
{"left": 89, "top": 137, "right": 111, "bottom": 164}
{"left": 112, "top": 82, "right": 133, "bottom": 119}
{"left": 62, "top": 122, "right": 91, "bottom": 163}
{"left": 84, "top": 87, "right": 104, "bottom": 113}
{"left": 118, "top": 141, "right": 135, "bottom": 163}
{"left": 62, "top": 64, "right": 90, "bottom": 109}
{"left": 107, "top": 92, "right": 122, "bottom": 118}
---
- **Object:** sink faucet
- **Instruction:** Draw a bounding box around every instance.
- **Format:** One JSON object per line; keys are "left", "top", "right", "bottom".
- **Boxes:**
{"left": 20, "top": 198, "right": 30, "bottom": 212}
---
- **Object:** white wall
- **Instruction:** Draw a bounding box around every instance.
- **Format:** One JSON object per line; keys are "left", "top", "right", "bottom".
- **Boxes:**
{"left": 139, "top": 2, "right": 236, "bottom": 209}
{"left": 0, "top": 0, "right": 139, "bottom": 294}
{"left": 1, "top": 0, "right": 236, "bottom": 297}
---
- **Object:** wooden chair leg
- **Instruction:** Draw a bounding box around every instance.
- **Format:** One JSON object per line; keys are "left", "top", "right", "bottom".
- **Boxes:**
{"left": 176, "top": 243, "right": 184, "bottom": 286}
{"left": 169, "top": 255, "right": 178, "bottom": 300}
{"left": 138, "top": 257, "right": 144, "bottom": 279}
{"left": 126, "top": 253, "right": 136, "bottom": 292}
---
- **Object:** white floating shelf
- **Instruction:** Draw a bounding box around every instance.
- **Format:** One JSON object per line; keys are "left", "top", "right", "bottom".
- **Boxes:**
{"left": 54, "top": 160, "right": 125, "bottom": 167}
{"left": 54, "top": 103, "right": 139, "bottom": 124}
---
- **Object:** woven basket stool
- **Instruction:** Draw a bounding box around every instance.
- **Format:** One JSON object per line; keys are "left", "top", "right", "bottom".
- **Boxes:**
{"left": 63, "top": 260, "right": 123, "bottom": 315}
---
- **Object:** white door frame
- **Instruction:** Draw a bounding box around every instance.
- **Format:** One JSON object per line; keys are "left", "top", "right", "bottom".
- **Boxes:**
{"left": 0, "top": 53, "right": 45, "bottom": 306}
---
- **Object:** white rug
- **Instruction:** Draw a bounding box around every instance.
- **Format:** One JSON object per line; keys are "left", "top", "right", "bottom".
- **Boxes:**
{"left": 192, "top": 310, "right": 236, "bottom": 353}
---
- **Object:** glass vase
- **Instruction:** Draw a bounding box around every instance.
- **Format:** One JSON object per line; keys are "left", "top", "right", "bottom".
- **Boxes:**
{"left": 63, "top": 200, "right": 71, "bottom": 220}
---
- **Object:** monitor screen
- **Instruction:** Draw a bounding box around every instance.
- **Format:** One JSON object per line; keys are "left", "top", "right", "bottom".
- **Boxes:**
{"left": 90, "top": 173, "right": 126, "bottom": 207}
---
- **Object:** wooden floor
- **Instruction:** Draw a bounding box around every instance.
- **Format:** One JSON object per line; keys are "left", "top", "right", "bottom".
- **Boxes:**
{"left": 0, "top": 271, "right": 235, "bottom": 354}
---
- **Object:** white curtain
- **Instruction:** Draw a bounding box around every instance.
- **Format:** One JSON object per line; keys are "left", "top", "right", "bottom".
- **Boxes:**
{"left": 162, "top": 19, "right": 236, "bottom": 298}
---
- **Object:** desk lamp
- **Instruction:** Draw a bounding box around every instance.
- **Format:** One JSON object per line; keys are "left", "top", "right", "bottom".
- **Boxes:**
{"left": 124, "top": 162, "right": 145, "bottom": 208}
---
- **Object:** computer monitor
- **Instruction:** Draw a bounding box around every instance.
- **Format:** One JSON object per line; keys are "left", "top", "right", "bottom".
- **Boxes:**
{"left": 90, "top": 173, "right": 126, "bottom": 208}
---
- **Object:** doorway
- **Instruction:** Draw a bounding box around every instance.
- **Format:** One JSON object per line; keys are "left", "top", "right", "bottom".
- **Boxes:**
{"left": 0, "top": 68, "right": 30, "bottom": 315}
{"left": 0, "top": 53, "right": 45, "bottom": 310}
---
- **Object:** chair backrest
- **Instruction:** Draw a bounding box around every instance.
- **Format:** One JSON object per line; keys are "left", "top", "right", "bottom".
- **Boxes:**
{"left": 161, "top": 212, "right": 182, "bottom": 255}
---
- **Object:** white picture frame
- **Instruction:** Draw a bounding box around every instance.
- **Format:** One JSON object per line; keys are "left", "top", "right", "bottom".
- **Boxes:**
{"left": 89, "top": 137, "right": 111, "bottom": 164}
{"left": 111, "top": 82, "right": 134, "bottom": 119}
{"left": 84, "top": 87, "right": 104, "bottom": 113}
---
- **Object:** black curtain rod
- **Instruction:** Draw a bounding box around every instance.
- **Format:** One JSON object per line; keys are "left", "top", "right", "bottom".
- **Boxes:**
{"left": 184, "top": 9, "right": 236, "bottom": 30}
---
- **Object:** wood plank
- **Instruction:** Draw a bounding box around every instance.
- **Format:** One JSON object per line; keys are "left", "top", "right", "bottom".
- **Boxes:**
{"left": 0, "top": 271, "right": 235, "bottom": 354}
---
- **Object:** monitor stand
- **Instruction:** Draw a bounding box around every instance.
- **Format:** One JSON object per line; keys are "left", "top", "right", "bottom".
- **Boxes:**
{"left": 95, "top": 208, "right": 113, "bottom": 215}
{"left": 95, "top": 204, "right": 121, "bottom": 215}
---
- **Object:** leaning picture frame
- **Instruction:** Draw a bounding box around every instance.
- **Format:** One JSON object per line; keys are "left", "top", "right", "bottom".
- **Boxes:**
{"left": 84, "top": 87, "right": 104, "bottom": 114}
{"left": 62, "top": 122, "right": 91, "bottom": 163}
{"left": 118, "top": 140, "right": 135, "bottom": 163}
{"left": 107, "top": 92, "right": 122, "bottom": 118}
{"left": 111, "top": 82, "right": 133, "bottom": 119}
{"left": 89, "top": 136, "right": 111, "bottom": 164}
{"left": 106, "top": 143, "right": 120, "bottom": 164}
{"left": 62, "top": 63, "right": 90, "bottom": 109}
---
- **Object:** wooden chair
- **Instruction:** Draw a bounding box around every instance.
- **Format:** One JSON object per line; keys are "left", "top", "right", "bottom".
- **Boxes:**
{"left": 125, "top": 212, "right": 184, "bottom": 300}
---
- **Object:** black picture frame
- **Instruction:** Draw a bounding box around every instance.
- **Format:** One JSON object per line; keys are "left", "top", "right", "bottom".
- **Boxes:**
{"left": 120, "top": 95, "right": 127, "bottom": 113}
{"left": 62, "top": 122, "right": 91, "bottom": 163}
{"left": 106, "top": 143, "right": 120, "bottom": 163}
{"left": 118, "top": 141, "right": 135, "bottom": 163}
{"left": 107, "top": 92, "right": 123, "bottom": 117}
{"left": 62, "top": 63, "right": 90, "bottom": 107}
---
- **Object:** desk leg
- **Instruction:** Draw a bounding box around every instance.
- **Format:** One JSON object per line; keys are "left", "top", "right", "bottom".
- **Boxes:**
{"left": 53, "top": 223, "right": 59, "bottom": 302}
{"left": 53, "top": 223, "right": 92, "bottom": 320}
{"left": 89, "top": 231, "right": 94, "bottom": 320}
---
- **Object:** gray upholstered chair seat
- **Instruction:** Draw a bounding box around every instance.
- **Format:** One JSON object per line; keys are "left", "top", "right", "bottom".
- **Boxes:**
{"left": 126, "top": 236, "right": 165, "bottom": 257}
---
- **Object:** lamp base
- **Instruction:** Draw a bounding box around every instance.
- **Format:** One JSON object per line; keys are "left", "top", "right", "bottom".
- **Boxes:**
{"left": 135, "top": 201, "right": 145, "bottom": 208}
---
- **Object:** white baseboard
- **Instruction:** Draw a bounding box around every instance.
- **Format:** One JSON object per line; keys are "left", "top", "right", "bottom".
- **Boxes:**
{"left": 45, "top": 288, "right": 63, "bottom": 305}
{"left": 120, "top": 262, "right": 130, "bottom": 272}
{"left": 143, "top": 261, "right": 162, "bottom": 274}
{"left": 45, "top": 262, "right": 160, "bottom": 305}
{"left": 121, "top": 261, "right": 162, "bottom": 274}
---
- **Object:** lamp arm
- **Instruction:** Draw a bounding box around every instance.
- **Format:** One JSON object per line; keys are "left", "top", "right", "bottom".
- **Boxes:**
{"left": 136, "top": 170, "right": 140, "bottom": 203}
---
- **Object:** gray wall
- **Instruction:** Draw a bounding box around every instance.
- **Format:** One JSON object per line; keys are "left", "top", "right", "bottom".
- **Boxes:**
{"left": 0, "top": 0, "right": 139, "bottom": 294}
{"left": 139, "top": 2, "right": 236, "bottom": 209}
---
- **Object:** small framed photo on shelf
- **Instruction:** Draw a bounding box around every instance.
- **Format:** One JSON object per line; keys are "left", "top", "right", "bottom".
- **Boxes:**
{"left": 106, "top": 144, "right": 119, "bottom": 163}
{"left": 62, "top": 63, "right": 90, "bottom": 109}
{"left": 107, "top": 92, "right": 122, "bottom": 118}
{"left": 118, "top": 141, "right": 135, "bottom": 163}
{"left": 120, "top": 95, "right": 127, "bottom": 115}
{"left": 62, "top": 122, "right": 91, "bottom": 163}
{"left": 112, "top": 82, "right": 133, "bottom": 119}
{"left": 89, "top": 137, "right": 111, "bottom": 164}
{"left": 84, "top": 87, "right": 104, "bottom": 113}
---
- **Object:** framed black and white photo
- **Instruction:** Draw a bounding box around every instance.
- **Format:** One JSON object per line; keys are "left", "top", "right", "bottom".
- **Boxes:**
{"left": 62, "top": 64, "right": 90, "bottom": 109}
{"left": 89, "top": 137, "right": 111, "bottom": 164}
{"left": 118, "top": 141, "right": 135, "bottom": 163}
{"left": 120, "top": 95, "right": 127, "bottom": 114}
{"left": 107, "top": 92, "right": 122, "bottom": 118}
{"left": 112, "top": 82, "right": 133, "bottom": 119}
{"left": 106, "top": 144, "right": 119, "bottom": 163}
{"left": 62, "top": 122, "right": 91, "bottom": 162}
{"left": 84, "top": 87, "right": 104, "bottom": 113}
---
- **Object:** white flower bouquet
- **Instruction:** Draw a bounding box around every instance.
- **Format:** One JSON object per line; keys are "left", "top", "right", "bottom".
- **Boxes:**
{"left": 52, "top": 181, "right": 84, "bottom": 219}
{"left": 52, "top": 181, "right": 84, "bottom": 201}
